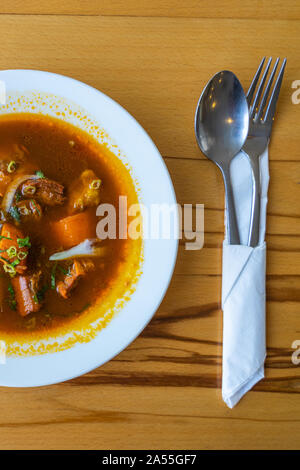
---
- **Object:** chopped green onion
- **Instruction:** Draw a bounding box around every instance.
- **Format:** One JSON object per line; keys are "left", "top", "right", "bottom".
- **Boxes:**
{"left": 11, "top": 259, "right": 20, "bottom": 267}
{"left": 18, "top": 205, "right": 29, "bottom": 216}
{"left": 89, "top": 179, "right": 101, "bottom": 190}
{"left": 7, "top": 282, "right": 16, "bottom": 310}
{"left": 30, "top": 199, "right": 41, "bottom": 216}
{"left": 57, "top": 265, "right": 69, "bottom": 275}
{"left": 36, "top": 284, "right": 49, "bottom": 302}
{"left": 3, "top": 263, "right": 16, "bottom": 276}
{"left": 8, "top": 283, "right": 14, "bottom": 298}
{"left": 35, "top": 170, "right": 45, "bottom": 179}
{"left": 23, "top": 185, "right": 36, "bottom": 196}
{"left": 6, "top": 246, "right": 17, "bottom": 258}
{"left": 51, "top": 262, "right": 58, "bottom": 289}
{"left": 7, "top": 161, "right": 16, "bottom": 173}
{"left": 17, "top": 236, "right": 31, "bottom": 248}
{"left": 0, "top": 235, "right": 12, "bottom": 241}
{"left": 15, "top": 191, "right": 22, "bottom": 202}
{"left": 17, "top": 250, "right": 27, "bottom": 261}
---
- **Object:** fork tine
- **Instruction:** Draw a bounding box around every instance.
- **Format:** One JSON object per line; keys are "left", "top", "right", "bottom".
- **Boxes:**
{"left": 246, "top": 57, "right": 266, "bottom": 106}
{"left": 264, "top": 58, "right": 287, "bottom": 123}
{"left": 255, "top": 58, "right": 280, "bottom": 121}
{"left": 250, "top": 57, "right": 272, "bottom": 117}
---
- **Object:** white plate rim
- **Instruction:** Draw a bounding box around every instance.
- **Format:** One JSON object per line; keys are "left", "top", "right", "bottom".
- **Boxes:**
{"left": 0, "top": 69, "right": 178, "bottom": 387}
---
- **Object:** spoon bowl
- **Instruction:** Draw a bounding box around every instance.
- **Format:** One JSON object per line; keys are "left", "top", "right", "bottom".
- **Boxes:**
{"left": 195, "top": 71, "right": 249, "bottom": 244}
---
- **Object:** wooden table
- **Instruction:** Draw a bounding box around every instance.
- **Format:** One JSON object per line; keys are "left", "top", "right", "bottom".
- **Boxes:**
{"left": 0, "top": 0, "right": 299, "bottom": 450}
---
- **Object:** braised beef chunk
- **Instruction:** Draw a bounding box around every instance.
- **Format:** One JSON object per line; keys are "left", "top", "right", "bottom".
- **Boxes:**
{"left": 15, "top": 199, "right": 42, "bottom": 222}
{"left": 11, "top": 270, "right": 43, "bottom": 317}
{"left": 21, "top": 178, "right": 65, "bottom": 206}
{"left": 68, "top": 169, "right": 101, "bottom": 213}
{"left": 56, "top": 260, "right": 94, "bottom": 299}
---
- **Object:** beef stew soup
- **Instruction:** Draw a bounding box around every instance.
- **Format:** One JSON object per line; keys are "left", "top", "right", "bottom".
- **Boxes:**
{"left": 0, "top": 113, "right": 141, "bottom": 334}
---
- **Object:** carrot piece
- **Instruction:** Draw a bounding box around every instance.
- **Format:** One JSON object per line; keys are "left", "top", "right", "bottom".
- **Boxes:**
{"left": 0, "top": 223, "right": 29, "bottom": 274}
{"left": 11, "top": 274, "right": 41, "bottom": 317}
{"left": 51, "top": 210, "right": 97, "bottom": 249}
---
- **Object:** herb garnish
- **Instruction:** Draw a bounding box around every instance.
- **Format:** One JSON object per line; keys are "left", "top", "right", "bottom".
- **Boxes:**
{"left": 30, "top": 199, "right": 41, "bottom": 216}
{"left": 57, "top": 265, "right": 69, "bottom": 276}
{"left": 11, "top": 259, "right": 20, "bottom": 267}
{"left": 0, "top": 235, "right": 12, "bottom": 241}
{"left": 17, "top": 250, "right": 27, "bottom": 261}
{"left": 9, "top": 206, "right": 20, "bottom": 223}
{"left": 3, "top": 263, "right": 16, "bottom": 277}
{"left": 51, "top": 262, "right": 58, "bottom": 289}
{"left": 36, "top": 284, "right": 49, "bottom": 302}
{"left": 35, "top": 170, "right": 45, "bottom": 179}
{"left": 7, "top": 161, "right": 16, "bottom": 174}
{"left": 17, "top": 236, "right": 31, "bottom": 248}
{"left": 7, "top": 282, "right": 16, "bottom": 310}
{"left": 8, "top": 284, "right": 14, "bottom": 297}
{"left": 6, "top": 246, "right": 17, "bottom": 259}
{"left": 15, "top": 191, "right": 22, "bottom": 202}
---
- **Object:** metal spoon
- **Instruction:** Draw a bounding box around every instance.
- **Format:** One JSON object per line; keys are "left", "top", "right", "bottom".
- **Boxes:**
{"left": 194, "top": 71, "right": 249, "bottom": 245}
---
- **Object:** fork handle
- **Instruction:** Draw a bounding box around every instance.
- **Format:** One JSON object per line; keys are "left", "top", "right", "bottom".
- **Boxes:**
{"left": 221, "top": 164, "right": 240, "bottom": 245}
{"left": 248, "top": 155, "right": 261, "bottom": 247}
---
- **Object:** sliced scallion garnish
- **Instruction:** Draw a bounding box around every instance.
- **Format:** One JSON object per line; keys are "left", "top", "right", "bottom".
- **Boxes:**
{"left": 7, "top": 160, "right": 16, "bottom": 173}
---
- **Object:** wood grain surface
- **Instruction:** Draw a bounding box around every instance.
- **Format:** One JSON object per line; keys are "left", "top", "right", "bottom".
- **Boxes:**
{"left": 0, "top": 1, "right": 299, "bottom": 450}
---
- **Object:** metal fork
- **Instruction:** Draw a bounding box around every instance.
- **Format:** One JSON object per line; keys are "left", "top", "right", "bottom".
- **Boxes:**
{"left": 242, "top": 57, "right": 287, "bottom": 247}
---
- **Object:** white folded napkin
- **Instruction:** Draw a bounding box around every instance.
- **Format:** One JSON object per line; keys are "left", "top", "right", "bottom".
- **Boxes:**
{"left": 222, "top": 147, "right": 269, "bottom": 408}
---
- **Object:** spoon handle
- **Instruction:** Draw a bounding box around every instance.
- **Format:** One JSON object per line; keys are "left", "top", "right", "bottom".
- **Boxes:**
{"left": 221, "top": 164, "right": 240, "bottom": 245}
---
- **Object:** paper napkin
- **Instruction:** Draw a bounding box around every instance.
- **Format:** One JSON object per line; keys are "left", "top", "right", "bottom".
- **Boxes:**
{"left": 222, "top": 148, "right": 269, "bottom": 408}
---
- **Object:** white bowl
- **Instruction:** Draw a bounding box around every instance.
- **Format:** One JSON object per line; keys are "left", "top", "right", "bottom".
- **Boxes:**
{"left": 0, "top": 69, "right": 178, "bottom": 387}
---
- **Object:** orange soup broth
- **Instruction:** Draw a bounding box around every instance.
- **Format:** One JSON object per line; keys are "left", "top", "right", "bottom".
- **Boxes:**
{"left": 0, "top": 113, "right": 142, "bottom": 350}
